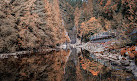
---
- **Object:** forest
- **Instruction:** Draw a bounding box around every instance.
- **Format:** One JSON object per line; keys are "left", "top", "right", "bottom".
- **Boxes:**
{"left": 0, "top": 0, "right": 136, "bottom": 52}
{"left": 0, "top": 0, "right": 137, "bottom": 81}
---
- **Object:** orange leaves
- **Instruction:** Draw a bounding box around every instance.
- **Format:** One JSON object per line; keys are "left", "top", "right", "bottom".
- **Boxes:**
{"left": 80, "top": 56, "right": 103, "bottom": 76}
{"left": 79, "top": 17, "right": 102, "bottom": 37}
{"left": 121, "top": 46, "right": 137, "bottom": 59}
{"left": 88, "top": 17, "right": 97, "bottom": 22}
{"left": 74, "top": 7, "right": 81, "bottom": 29}
{"left": 127, "top": 48, "right": 133, "bottom": 51}
{"left": 20, "top": 72, "right": 27, "bottom": 77}
{"left": 82, "top": 64, "right": 86, "bottom": 70}
{"left": 105, "top": 0, "right": 111, "bottom": 7}
{"left": 121, "top": 48, "right": 126, "bottom": 56}
{"left": 111, "top": 4, "right": 118, "bottom": 10}
{"left": 132, "top": 51, "right": 137, "bottom": 56}
{"left": 100, "top": 0, "right": 103, "bottom": 5}
{"left": 89, "top": 70, "right": 100, "bottom": 76}
{"left": 44, "top": 0, "right": 69, "bottom": 45}
{"left": 128, "top": 51, "right": 135, "bottom": 59}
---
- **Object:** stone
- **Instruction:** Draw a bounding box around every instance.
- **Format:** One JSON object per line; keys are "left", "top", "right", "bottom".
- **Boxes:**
{"left": 118, "top": 55, "right": 123, "bottom": 60}
{"left": 133, "top": 70, "right": 137, "bottom": 77}
{"left": 135, "top": 46, "right": 137, "bottom": 51}
{"left": 125, "top": 51, "right": 129, "bottom": 56}
{"left": 120, "top": 60, "right": 130, "bottom": 66}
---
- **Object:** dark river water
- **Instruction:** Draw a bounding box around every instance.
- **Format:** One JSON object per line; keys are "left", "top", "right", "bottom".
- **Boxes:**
{"left": 0, "top": 49, "right": 136, "bottom": 81}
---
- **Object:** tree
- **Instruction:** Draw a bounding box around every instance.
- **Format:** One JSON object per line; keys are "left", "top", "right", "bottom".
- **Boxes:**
{"left": 0, "top": 0, "right": 70, "bottom": 53}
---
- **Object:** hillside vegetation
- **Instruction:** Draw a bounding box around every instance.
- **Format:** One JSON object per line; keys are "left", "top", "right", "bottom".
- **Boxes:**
{"left": 0, "top": 0, "right": 136, "bottom": 52}
{"left": 0, "top": 0, "right": 70, "bottom": 53}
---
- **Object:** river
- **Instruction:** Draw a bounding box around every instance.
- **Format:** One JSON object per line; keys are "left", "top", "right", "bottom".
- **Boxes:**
{"left": 0, "top": 48, "right": 136, "bottom": 81}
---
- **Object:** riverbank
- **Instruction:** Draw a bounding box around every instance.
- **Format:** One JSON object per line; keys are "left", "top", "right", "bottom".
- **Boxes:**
{"left": 75, "top": 42, "right": 137, "bottom": 78}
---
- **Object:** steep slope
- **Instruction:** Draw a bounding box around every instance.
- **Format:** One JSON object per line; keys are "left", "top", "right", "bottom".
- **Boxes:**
{"left": 0, "top": 0, "right": 69, "bottom": 53}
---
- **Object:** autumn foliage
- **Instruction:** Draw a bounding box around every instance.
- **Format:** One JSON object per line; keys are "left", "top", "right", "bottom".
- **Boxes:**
{"left": 71, "top": 0, "right": 137, "bottom": 46}
{"left": 0, "top": 0, "right": 70, "bottom": 53}
{"left": 121, "top": 46, "right": 137, "bottom": 59}
{"left": 80, "top": 56, "right": 103, "bottom": 76}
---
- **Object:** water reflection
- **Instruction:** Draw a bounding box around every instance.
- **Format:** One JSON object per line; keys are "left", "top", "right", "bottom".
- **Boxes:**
{"left": 0, "top": 50, "right": 70, "bottom": 81}
{"left": 0, "top": 49, "right": 136, "bottom": 81}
